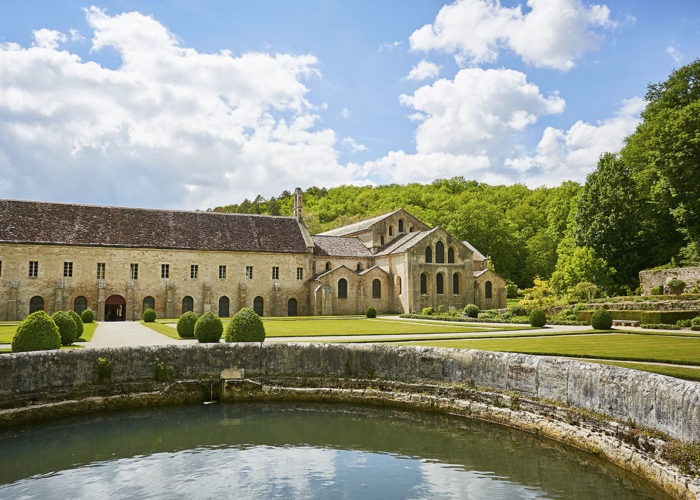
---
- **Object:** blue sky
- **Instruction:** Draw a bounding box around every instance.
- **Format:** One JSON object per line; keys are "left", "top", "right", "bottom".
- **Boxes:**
{"left": 0, "top": 0, "right": 698, "bottom": 208}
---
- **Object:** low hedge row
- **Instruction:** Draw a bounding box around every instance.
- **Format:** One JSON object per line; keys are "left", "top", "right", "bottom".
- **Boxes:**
{"left": 577, "top": 309, "right": 698, "bottom": 324}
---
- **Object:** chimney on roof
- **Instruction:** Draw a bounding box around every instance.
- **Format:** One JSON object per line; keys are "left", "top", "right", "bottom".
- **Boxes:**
{"left": 293, "top": 187, "right": 303, "bottom": 221}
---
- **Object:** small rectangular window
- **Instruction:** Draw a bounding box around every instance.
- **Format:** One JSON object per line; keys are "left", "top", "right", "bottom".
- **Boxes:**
{"left": 272, "top": 266, "right": 279, "bottom": 280}
{"left": 63, "top": 261, "right": 73, "bottom": 278}
{"left": 29, "top": 260, "right": 38, "bottom": 278}
{"left": 219, "top": 265, "right": 226, "bottom": 279}
{"left": 96, "top": 262, "right": 105, "bottom": 280}
{"left": 0, "top": 259, "right": 2, "bottom": 277}
{"left": 190, "top": 264, "right": 198, "bottom": 279}
{"left": 297, "top": 267, "right": 303, "bottom": 280}
{"left": 161, "top": 264, "right": 170, "bottom": 279}
{"left": 130, "top": 263, "right": 138, "bottom": 280}
{"left": 245, "top": 266, "right": 253, "bottom": 279}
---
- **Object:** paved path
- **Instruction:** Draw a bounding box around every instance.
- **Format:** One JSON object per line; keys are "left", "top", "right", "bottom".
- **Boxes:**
{"left": 87, "top": 321, "right": 189, "bottom": 348}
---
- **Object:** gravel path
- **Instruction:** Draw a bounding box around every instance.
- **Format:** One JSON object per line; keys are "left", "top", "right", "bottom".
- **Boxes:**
{"left": 86, "top": 321, "right": 187, "bottom": 348}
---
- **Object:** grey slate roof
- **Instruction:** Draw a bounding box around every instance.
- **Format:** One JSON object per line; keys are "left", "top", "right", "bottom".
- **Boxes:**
{"left": 373, "top": 229, "right": 435, "bottom": 256}
{"left": 317, "top": 209, "right": 402, "bottom": 236}
{"left": 0, "top": 199, "right": 309, "bottom": 253}
{"left": 462, "top": 240, "right": 486, "bottom": 261}
{"left": 311, "top": 235, "right": 372, "bottom": 257}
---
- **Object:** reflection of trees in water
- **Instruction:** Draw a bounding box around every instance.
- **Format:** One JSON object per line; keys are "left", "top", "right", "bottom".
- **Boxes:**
{"left": 0, "top": 403, "right": 667, "bottom": 498}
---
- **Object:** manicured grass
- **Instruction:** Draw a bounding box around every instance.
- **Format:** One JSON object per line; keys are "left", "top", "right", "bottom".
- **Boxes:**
{"left": 0, "top": 345, "right": 84, "bottom": 353}
{"left": 258, "top": 318, "right": 490, "bottom": 337}
{"left": 0, "top": 325, "right": 17, "bottom": 343}
{"left": 77, "top": 323, "right": 98, "bottom": 342}
{"left": 398, "top": 333, "right": 700, "bottom": 366}
{"left": 142, "top": 322, "right": 184, "bottom": 340}
{"left": 576, "top": 359, "right": 700, "bottom": 383}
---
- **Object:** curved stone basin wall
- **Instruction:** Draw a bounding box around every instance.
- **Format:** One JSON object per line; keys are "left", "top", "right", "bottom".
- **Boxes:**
{"left": 1, "top": 343, "right": 698, "bottom": 443}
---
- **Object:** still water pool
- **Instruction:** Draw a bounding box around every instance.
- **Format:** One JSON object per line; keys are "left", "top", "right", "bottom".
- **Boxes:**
{"left": 0, "top": 402, "right": 667, "bottom": 499}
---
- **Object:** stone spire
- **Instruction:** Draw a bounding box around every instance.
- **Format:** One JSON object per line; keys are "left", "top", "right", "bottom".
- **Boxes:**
{"left": 293, "top": 187, "right": 303, "bottom": 221}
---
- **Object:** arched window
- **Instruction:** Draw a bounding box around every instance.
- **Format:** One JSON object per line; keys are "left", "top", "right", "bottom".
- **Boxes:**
{"left": 452, "top": 273, "right": 460, "bottom": 294}
{"left": 389, "top": 226, "right": 393, "bottom": 236}
{"left": 425, "top": 246, "right": 432, "bottom": 263}
{"left": 182, "top": 296, "right": 194, "bottom": 313}
{"left": 435, "top": 241, "right": 445, "bottom": 263}
{"left": 380, "top": 236, "right": 385, "bottom": 245}
{"left": 448, "top": 247, "right": 455, "bottom": 263}
{"left": 420, "top": 273, "right": 427, "bottom": 294}
{"left": 409, "top": 227, "right": 414, "bottom": 232}
{"left": 436, "top": 273, "right": 444, "bottom": 294}
{"left": 143, "top": 296, "right": 155, "bottom": 311}
{"left": 356, "top": 263, "right": 362, "bottom": 272}
{"left": 338, "top": 278, "right": 348, "bottom": 299}
{"left": 485, "top": 281, "right": 493, "bottom": 299}
{"left": 372, "top": 279, "right": 381, "bottom": 298}
{"left": 253, "top": 296, "right": 264, "bottom": 316}
{"left": 73, "top": 296, "right": 88, "bottom": 315}
{"left": 29, "top": 296, "right": 44, "bottom": 314}
{"left": 398, "top": 219, "right": 404, "bottom": 232}
{"left": 396, "top": 276, "right": 402, "bottom": 295}
{"left": 325, "top": 262, "right": 331, "bottom": 271}
{"left": 288, "top": 298, "right": 298, "bottom": 316}
{"left": 218, "top": 296, "right": 229, "bottom": 317}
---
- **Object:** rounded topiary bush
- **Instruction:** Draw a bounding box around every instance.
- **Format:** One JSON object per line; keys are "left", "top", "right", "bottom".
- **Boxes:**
{"left": 529, "top": 308, "right": 547, "bottom": 327}
{"left": 143, "top": 308, "right": 157, "bottom": 322}
{"left": 464, "top": 304, "right": 480, "bottom": 318}
{"left": 52, "top": 311, "right": 77, "bottom": 345}
{"left": 12, "top": 311, "right": 61, "bottom": 352}
{"left": 591, "top": 308, "right": 613, "bottom": 330}
{"left": 366, "top": 306, "right": 377, "bottom": 318}
{"left": 421, "top": 307, "right": 434, "bottom": 316}
{"left": 176, "top": 311, "right": 198, "bottom": 338}
{"left": 68, "top": 310, "right": 84, "bottom": 339}
{"left": 195, "top": 312, "right": 223, "bottom": 343}
{"left": 81, "top": 308, "right": 94, "bottom": 324}
{"left": 225, "top": 308, "right": 265, "bottom": 343}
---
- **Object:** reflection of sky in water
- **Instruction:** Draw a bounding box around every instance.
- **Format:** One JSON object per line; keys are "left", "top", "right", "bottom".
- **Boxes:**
{"left": 2, "top": 447, "right": 554, "bottom": 499}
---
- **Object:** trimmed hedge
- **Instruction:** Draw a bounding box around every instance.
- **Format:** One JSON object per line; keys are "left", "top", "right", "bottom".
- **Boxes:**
{"left": 529, "top": 309, "right": 546, "bottom": 327}
{"left": 195, "top": 312, "right": 223, "bottom": 343}
{"left": 142, "top": 308, "right": 157, "bottom": 322}
{"left": 421, "top": 307, "right": 434, "bottom": 315}
{"left": 176, "top": 311, "right": 198, "bottom": 338}
{"left": 52, "top": 311, "right": 77, "bottom": 345}
{"left": 365, "top": 307, "right": 377, "bottom": 318}
{"left": 640, "top": 310, "right": 698, "bottom": 324}
{"left": 591, "top": 309, "right": 613, "bottom": 330}
{"left": 12, "top": 311, "right": 61, "bottom": 352}
{"left": 68, "top": 310, "right": 84, "bottom": 338}
{"left": 464, "top": 304, "right": 480, "bottom": 318}
{"left": 225, "top": 308, "right": 265, "bottom": 343}
{"left": 577, "top": 310, "right": 642, "bottom": 322}
{"left": 81, "top": 308, "right": 94, "bottom": 324}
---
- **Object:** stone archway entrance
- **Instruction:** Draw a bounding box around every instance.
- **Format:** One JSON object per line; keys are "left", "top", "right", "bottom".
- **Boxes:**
{"left": 253, "top": 296, "right": 263, "bottom": 316}
{"left": 105, "top": 294, "right": 126, "bottom": 321}
{"left": 287, "top": 298, "right": 297, "bottom": 316}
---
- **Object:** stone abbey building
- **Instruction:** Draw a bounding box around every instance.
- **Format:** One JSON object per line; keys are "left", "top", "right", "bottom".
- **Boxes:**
{"left": 0, "top": 190, "right": 505, "bottom": 321}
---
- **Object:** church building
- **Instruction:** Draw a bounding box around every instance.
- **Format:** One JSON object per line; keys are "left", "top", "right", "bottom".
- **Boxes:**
{"left": 0, "top": 189, "right": 506, "bottom": 321}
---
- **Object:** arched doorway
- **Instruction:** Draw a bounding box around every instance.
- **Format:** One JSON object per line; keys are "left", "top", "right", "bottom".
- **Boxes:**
{"left": 74, "top": 296, "right": 88, "bottom": 315}
{"left": 105, "top": 295, "right": 126, "bottom": 321}
{"left": 218, "top": 296, "right": 230, "bottom": 317}
{"left": 143, "top": 296, "right": 155, "bottom": 311}
{"left": 253, "top": 296, "right": 264, "bottom": 316}
{"left": 288, "top": 298, "right": 298, "bottom": 316}
{"left": 29, "top": 296, "right": 44, "bottom": 314}
{"left": 182, "top": 296, "right": 194, "bottom": 313}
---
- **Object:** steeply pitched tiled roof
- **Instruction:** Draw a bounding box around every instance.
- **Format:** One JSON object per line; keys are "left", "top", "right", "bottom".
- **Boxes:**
{"left": 462, "top": 240, "right": 486, "bottom": 261}
{"left": 374, "top": 229, "right": 435, "bottom": 256}
{"left": 317, "top": 209, "right": 403, "bottom": 236}
{"left": 311, "top": 235, "right": 372, "bottom": 257}
{"left": 0, "top": 199, "right": 309, "bottom": 253}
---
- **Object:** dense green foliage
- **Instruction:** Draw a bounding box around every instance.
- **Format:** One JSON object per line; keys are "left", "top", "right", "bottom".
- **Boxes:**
{"left": 591, "top": 309, "right": 613, "bottom": 330}
{"left": 365, "top": 306, "right": 377, "bottom": 318}
{"left": 68, "top": 310, "right": 84, "bottom": 338}
{"left": 81, "top": 308, "right": 94, "bottom": 324}
{"left": 464, "top": 304, "right": 480, "bottom": 318}
{"left": 52, "top": 311, "right": 77, "bottom": 346}
{"left": 95, "top": 357, "right": 113, "bottom": 384}
{"left": 195, "top": 312, "right": 223, "bottom": 343}
{"left": 176, "top": 311, "right": 198, "bottom": 338}
{"left": 225, "top": 308, "right": 265, "bottom": 342}
{"left": 12, "top": 311, "right": 61, "bottom": 352}
{"left": 529, "top": 309, "right": 546, "bottom": 327}
{"left": 142, "top": 308, "right": 156, "bottom": 322}
{"left": 212, "top": 61, "right": 699, "bottom": 293}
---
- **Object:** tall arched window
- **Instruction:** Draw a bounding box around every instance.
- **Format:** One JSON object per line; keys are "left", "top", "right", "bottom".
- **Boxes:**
{"left": 380, "top": 236, "right": 385, "bottom": 245}
{"left": 485, "top": 281, "right": 493, "bottom": 299}
{"left": 448, "top": 247, "right": 455, "bottom": 263}
{"left": 435, "top": 241, "right": 445, "bottom": 263}
{"left": 182, "top": 296, "right": 194, "bottom": 313}
{"left": 425, "top": 246, "right": 432, "bottom": 263}
{"left": 452, "top": 273, "right": 460, "bottom": 294}
{"left": 218, "top": 296, "right": 229, "bottom": 317}
{"left": 253, "top": 296, "right": 264, "bottom": 316}
{"left": 356, "top": 263, "right": 362, "bottom": 272}
{"left": 73, "top": 296, "right": 88, "bottom": 315}
{"left": 325, "top": 262, "right": 331, "bottom": 271}
{"left": 398, "top": 219, "right": 404, "bottom": 232}
{"left": 420, "top": 273, "right": 427, "bottom": 294}
{"left": 389, "top": 226, "right": 393, "bottom": 236}
{"left": 338, "top": 278, "right": 348, "bottom": 299}
{"left": 372, "top": 279, "right": 381, "bottom": 298}
{"left": 29, "top": 296, "right": 44, "bottom": 314}
{"left": 143, "top": 296, "right": 155, "bottom": 311}
{"left": 436, "top": 273, "right": 444, "bottom": 294}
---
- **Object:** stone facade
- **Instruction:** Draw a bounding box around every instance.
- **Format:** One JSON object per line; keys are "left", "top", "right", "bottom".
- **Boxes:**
{"left": 639, "top": 267, "right": 700, "bottom": 295}
{"left": 0, "top": 191, "right": 507, "bottom": 320}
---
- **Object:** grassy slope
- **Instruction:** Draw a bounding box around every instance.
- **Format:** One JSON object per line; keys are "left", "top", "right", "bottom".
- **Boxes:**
{"left": 2, "top": 322, "right": 99, "bottom": 343}
{"left": 78, "top": 323, "right": 98, "bottom": 342}
{"left": 142, "top": 322, "right": 183, "bottom": 340}
{"left": 576, "top": 359, "right": 700, "bottom": 383}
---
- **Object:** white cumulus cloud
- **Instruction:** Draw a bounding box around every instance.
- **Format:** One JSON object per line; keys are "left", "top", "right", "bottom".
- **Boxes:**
{"left": 666, "top": 44, "right": 682, "bottom": 63}
{"left": 341, "top": 137, "right": 367, "bottom": 153}
{"left": 406, "top": 60, "right": 441, "bottom": 81}
{"left": 410, "top": 0, "right": 616, "bottom": 70}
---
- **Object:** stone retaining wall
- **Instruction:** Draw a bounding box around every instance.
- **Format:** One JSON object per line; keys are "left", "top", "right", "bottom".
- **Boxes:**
{"left": 1, "top": 343, "right": 698, "bottom": 443}
{"left": 640, "top": 267, "right": 700, "bottom": 295}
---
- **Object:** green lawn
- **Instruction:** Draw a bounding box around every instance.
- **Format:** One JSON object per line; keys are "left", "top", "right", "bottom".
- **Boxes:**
{"left": 0, "top": 325, "right": 16, "bottom": 343}
{"left": 142, "top": 321, "right": 183, "bottom": 340}
{"left": 397, "top": 333, "right": 700, "bottom": 366}
{"left": 78, "top": 323, "right": 98, "bottom": 342}
{"left": 258, "top": 318, "right": 491, "bottom": 337}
